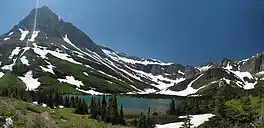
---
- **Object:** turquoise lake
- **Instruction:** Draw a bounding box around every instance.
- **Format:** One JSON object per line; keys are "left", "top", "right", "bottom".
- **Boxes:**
{"left": 83, "top": 95, "right": 177, "bottom": 115}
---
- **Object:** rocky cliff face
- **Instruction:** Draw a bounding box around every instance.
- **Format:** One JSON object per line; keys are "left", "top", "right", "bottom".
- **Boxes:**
{"left": 239, "top": 52, "right": 264, "bottom": 74}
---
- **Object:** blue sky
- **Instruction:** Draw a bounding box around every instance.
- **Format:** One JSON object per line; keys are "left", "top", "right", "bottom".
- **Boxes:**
{"left": 0, "top": 0, "right": 264, "bottom": 65}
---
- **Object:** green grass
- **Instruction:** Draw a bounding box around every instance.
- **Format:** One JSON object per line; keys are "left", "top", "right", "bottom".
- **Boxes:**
{"left": 38, "top": 76, "right": 83, "bottom": 94}
{"left": 0, "top": 72, "right": 26, "bottom": 89}
{"left": 225, "top": 95, "right": 263, "bottom": 114}
{"left": 0, "top": 97, "right": 131, "bottom": 128}
{"left": 51, "top": 108, "right": 130, "bottom": 128}
{"left": 14, "top": 102, "right": 50, "bottom": 113}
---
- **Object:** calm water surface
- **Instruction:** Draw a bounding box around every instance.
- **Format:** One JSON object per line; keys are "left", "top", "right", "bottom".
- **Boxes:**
{"left": 83, "top": 95, "right": 180, "bottom": 115}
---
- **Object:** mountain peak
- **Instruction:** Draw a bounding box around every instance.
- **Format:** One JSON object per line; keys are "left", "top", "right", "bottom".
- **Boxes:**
{"left": 39, "top": 5, "right": 50, "bottom": 10}
{"left": 17, "top": 5, "right": 62, "bottom": 30}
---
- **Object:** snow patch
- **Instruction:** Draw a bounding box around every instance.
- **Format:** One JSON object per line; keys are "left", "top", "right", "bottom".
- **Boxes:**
{"left": 157, "top": 74, "right": 204, "bottom": 96}
{"left": 0, "top": 72, "right": 4, "bottom": 78}
{"left": 102, "top": 49, "right": 173, "bottom": 66}
{"left": 32, "top": 102, "right": 38, "bottom": 105}
{"left": 106, "top": 80, "right": 113, "bottom": 84}
{"left": 19, "top": 29, "right": 29, "bottom": 41}
{"left": 223, "top": 62, "right": 233, "bottom": 70}
{"left": 139, "top": 88, "right": 157, "bottom": 94}
{"left": 1, "top": 59, "right": 16, "bottom": 71}
{"left": 124, "top": 65, "right": 186, "bottom": 90}
{"left": 19, "top": 71, "right": 40, "bottom": 90}
{"left": 222, "top": 78, "right": 231, "bottom": 84}
{"left": 83, "top": 72, "right": 89, "bottom": 77}
{"left": 257, "top": 71, "right": 264, "bottom": 75}
{"left": 62, "top": 34, "right": 80, "bottom": 50}
{"left": 8, "top": 32, "right": 13, "bottom": 36}
{"left": 40, "top": 61, "right": 55, "bottom": 74}
{"left": 61, "top": 45, "right": 69, "bottom": 50}
{"left": 197, "top": 65, "right": 212, "bottom": 72}
{"left": 42, "top": 103, "right": 47, "bottom": 107}
{"left": 76, "top": 88, "right": 104, "bottom": 95}
{"left": 20, "top": 56, "right": 29, "bottom": 66}
{"left": 9, "top": 47, "right": 20, "bottom": 59}
{"left": 58, "top": 76, "right": 84, "bottom": 87}
{"left": 227, "top": 70, "right": 256, "bottom": 90}
{"left": 178, "top": 70, "right": 185, "bottom": 75}
{"left": 28, "top": 31, "right": 40, "bottom": 42}
{"left": 4, "top": 37, "right": 10, "bottom": 41}
{"left": 20, "top": 47, "right": 30, "bottom": 57}
{"left": 32, "top": 43, "right": 82, "bottom": 65}
{"left": 156, "top": 114, "right": 215, "bottom": 128}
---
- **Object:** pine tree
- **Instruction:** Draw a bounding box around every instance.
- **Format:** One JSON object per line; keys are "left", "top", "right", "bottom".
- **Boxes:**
{"left": 110, "top": 94, "right": 119, "bottom": 124}
{"left": 90, "top": 97, "right": 98, "bottom": 119}
{"left": 47, "top": 91, "right": 53, "bottom": 108}
{"left": 82, "top": 99, "right": 89, "bottom": 114}
{"left": 102, "top": 95, "right": 107, "bottom": 108}
{"left": 180, "top": 114, "right": 193, "bottom": 128}
{"left": 75, "top": 96, "right": 80, "bottom": 108}
{"left": 101, "top": 95, "right": 107, "bottom": 120}
{"left": 214, "top": 88, "right": 227, "bottom": 118}
{"left": 145, "top": 107, "right": 155, "bottom": 128}
{"left": 147, "top": 107, "right": 151, "bottom": 118}
{"left": 54, "top": 90, "right": 60, "bottom": 107}
{"left": 119, "top": 105, "right": 125, "bottom": 125}
{"left": 70, "top": 96, "right": 76, "bottom": 108}
{"left": 97, "top": 97, "right": 101, "bottom": 115}
{"left": 59, "top": 94, "right": 63, "bottom": 106}
{"left": 64, "top": 96, "right": 70, "bottom": 108}
{"left": 241, "top": 96, "right": 254, "bottom": 122}
{"left": 74, "top": 98, "right": 83, "bottom": 114}
{"left": 167, "top": 99, "right": 176, "bottom": 115}
{"left": 90, "top": 96, "right": 95, "bottom": 112}
{"left": 137, "top": 112, "right": 146, "bottom": 128}
{"left": 104, "top": 99, "right": 111, "bottom": 123}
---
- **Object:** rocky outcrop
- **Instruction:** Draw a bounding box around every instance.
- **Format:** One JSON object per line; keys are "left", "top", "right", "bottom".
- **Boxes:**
{"left": 184, "top": 66, "right": 200, "bottom": 79}
{"left": 240, "top": 52, "right": 264, "bottom": 74}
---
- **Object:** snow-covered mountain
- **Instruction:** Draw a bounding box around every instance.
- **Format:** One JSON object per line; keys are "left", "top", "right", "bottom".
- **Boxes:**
{"left": 0, "top": 6, "right": 263, "bottom": 96}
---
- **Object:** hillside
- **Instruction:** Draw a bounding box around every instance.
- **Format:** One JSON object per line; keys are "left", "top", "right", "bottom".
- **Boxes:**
{"left": 0, "top": 97, "right": 130, "bottom": 128}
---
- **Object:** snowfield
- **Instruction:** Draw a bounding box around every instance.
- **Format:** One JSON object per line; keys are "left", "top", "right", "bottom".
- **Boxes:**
{"left": 0, "top": 72, "right": 4, "bottom": 78}
{"left": 58, "top": 76, "right": 84, "bottom": 87}
{"left": 32, "top": 43, "right": 82, "bottom": 65}
{"left": 28, "top": 30, "right": 40, "bottom": 42}
{"left": 76, "top": 88, "right": 104, "bottom": 95}
{"left": 138, "top": 88, "right": 157, "bottom": 94}
{"left": 156, "top": 114, "right": 215, "bottom": 128}
{"left": 157, "top": 74, "right": 204, "bottom": 96}
{"left": 40, "top": 61, "right": 55, "bottom": 74}
{"left": 102, "top": 48, "right": 173, "bottom": 66}
{"left": 4, "top": 37, "right": 10, "bottom": 41}
{"left": 2, "top": 59, "right": 16, "bottom": 71}
{"left": 197, "top": 65, "right": 212, "bottom": 72}
{"left": 9, "top": 47, "right": 20, "bottom": 59}
{"left": 223, "top": 62, "right": 257, "bottom": 90}
{"left": 257, "top": 71, "right": 264, "bottom": 75}
{"left": 19, "top": 71, "right": 40, "bottom": 90}
{"left": 102, "top": 48, "right": 186, "bottom": 91}
{"left": 83, "top": 72, "right": 89, "bottom": 77}
{"left": 19, "top": 28, "right": 29, "bottom": 41}
{"left": 8, "top": 32, "right": 13, "bottom": 36}
{"left": 20, "top": 56, "right": 30, "bottom": 66}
